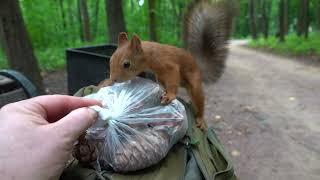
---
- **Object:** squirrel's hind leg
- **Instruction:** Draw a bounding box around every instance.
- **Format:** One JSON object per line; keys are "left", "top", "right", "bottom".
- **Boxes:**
{"left": 185, "top": 73, "right": 207, "bottom": 130}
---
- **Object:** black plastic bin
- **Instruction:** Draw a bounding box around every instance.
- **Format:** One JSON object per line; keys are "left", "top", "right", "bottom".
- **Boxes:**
{"left": 66, "top": 44, "right": 116, "bottom": 95}
{"left": 66, "top": 44, "right": 155, "bottom": 95}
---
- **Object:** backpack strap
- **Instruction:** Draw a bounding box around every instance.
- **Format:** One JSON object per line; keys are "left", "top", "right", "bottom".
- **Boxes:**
{"left": 179, "top": 99, "right": 237, "bottom": 180}
{"left": 207, "top": 129, "right": 237, "bottom": 180}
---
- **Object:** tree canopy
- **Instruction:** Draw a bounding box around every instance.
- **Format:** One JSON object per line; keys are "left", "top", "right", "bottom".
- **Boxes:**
{"left": 0, "top": 0, "right": 319, "bottom": 72}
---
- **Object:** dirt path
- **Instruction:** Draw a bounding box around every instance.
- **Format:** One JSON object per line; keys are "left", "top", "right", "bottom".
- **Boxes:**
{"left": 43, "top": 42, "right": 320, "bottom": 180}
{"left": 197, "top": 42, "right": 320, "bottom": 180}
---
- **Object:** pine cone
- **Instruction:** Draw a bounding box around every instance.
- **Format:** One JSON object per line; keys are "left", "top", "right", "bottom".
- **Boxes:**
{"left": 72, "top": 134, "right": 97, "bottom": 163}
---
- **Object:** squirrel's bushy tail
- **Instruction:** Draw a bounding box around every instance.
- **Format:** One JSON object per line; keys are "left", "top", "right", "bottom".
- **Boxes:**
{"left": 183, "top": 0, "right": 237, "bottom": 83}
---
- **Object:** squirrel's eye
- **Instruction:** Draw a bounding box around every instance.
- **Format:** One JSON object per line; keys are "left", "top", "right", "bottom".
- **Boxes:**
{"left": 123, "top": 62, "right": 130, "bottom": 69}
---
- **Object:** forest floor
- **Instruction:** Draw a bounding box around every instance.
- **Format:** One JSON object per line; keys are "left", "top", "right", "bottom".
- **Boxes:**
{"left": 43, "top": 41, "right": 320, "bottom": 180}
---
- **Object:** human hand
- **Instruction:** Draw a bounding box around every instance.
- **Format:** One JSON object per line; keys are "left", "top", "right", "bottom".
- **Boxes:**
{"left": 0, "top": 95, "right": 100, "bottom": 180}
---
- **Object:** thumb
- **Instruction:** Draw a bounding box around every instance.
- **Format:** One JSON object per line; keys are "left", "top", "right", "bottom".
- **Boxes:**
{"left": 52, "top": 107, "right": 98, "bottom": 141}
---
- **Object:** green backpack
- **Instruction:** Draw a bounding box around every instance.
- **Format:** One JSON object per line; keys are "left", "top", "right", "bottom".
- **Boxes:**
{"left": 60, "top": 86, "right": 237, "bottom": 180}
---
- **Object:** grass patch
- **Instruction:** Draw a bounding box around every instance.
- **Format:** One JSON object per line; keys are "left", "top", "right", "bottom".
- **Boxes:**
{"left": 248, "top": 33, "right": 320, "bottom": 57}
{"left": 0, "top": 46, "right": 71, "bottom": 71}
{"left": 35, "top": 46, "right": 66, "bottom": 71}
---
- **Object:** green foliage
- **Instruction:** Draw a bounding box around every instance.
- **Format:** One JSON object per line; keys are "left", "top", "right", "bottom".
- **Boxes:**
{"left": 124, "top": 1, "right": 149, "bottom": 40}
{"left": 233, "top": 0, "right": 249, "bottom": 38}
{"left": 235, "top": 0, "right": 320, "bottom": 37}
{"left": 0, "top": 49, "right": 8, "bottom": 69}
{"left": 123, "top": 0, "right": 188, "bottom": 47}
{"left": 0, "top": 0, "right": 189, "bottom": 71}
{"left": 248, "top": 33, "right": 320, "bottom": 56}
{"left": 1, "top": 0, "right": 320, "bottom": 71}
{"left": 35, "top": 47, "right": 66, "bottom": 71}
{"left": 0, "top": 39, "right": 108, "bottom": 72}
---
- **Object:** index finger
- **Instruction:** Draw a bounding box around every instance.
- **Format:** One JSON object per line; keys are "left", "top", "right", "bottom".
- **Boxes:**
{"left": 20, "top": 95, "right": 100, "bottom": 123}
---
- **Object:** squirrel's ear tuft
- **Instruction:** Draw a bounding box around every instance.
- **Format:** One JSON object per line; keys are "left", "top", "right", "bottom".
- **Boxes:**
{"left": 118, "top": 32, "right": 128, "bottom": 47}
{"left": 130, "top": 34, "right": 143, "bottom": 54}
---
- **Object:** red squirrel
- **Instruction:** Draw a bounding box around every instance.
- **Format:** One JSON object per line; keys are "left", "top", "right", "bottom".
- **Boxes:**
{"left": 99, "top": 0, "right": 234, "bottom": 130}
{"left": 74, "top": 0, "right": 235, "bottom": 165}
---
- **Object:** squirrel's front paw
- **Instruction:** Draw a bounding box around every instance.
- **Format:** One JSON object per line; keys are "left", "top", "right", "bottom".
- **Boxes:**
{"left": 161, "top": 93, "right": 176, "bottom": 104}
{"left": 73, "top": 140, "right": 97, "bottom": 163}
{"left": 98, "top": 79, "right": 113, "bottom": 88}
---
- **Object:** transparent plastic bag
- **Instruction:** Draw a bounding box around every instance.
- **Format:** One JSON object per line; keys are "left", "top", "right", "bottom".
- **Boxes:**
{"left": 83, "top": 77, "right": 188, "bottom": 172}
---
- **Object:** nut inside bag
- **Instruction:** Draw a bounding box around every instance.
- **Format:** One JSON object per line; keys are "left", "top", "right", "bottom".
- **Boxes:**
{"left": 80, "top": 77, "right": 188, "bottom": 172}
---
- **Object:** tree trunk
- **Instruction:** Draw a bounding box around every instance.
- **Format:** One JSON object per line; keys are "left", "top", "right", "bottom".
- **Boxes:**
{"left": 303, "top": 0, "right": 309, "bottom": 38}
{"left": 261, "top": 0, "right": 270, "bottom": 38}
{"left": 297, "top": 0, "right": 309, "bottom": 38}
{"left": 67, "top": 0, "right": 74, "bottom": 27}
{"left": 130, "top": 0, "right": 134, "bottom": 12}
{"left": 283, "top": 0, "right": 288, "bottom": 34}
{"left": 58, "top": 0, "right": 69, "bottom": 45}
{"left": 248, "top": 0, "right": 257, "bottom": 39}
{"left": 58, "top": 0, "right": 67, "bottom": 30}
{"left": 316, "top": 0, "right": 320, "bottom": 31}
{"left": 279, "top": 0, "right": 288, "bottom": 42}
{"left": 92, "top": 0, "right": 100, "bottom": 39}
{"left": 177, "top": 2, "right": 184, "bottom": 40}
{"left": 171, "top": 1, "right": 183, "bottom": 42}
{"left": 77, "top": 0, "right": 84, "bottom": 41}
{"left": 79, "top": 0, "right": 91, "bottom": 41}
{"left": 105, "top": 0, "right": 126, "bottom": 44}
{"left": 148, "top": 0, "right": 157, "bottom": 41}
{"left": 257, "top": 0, "right": 263, "bottom": 36}
{"left": 0, "top": 0, "right": 44, "bottom": 93}
{"left": 67, "top": 0, "right": 76, "bottom": 42}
